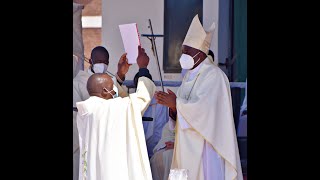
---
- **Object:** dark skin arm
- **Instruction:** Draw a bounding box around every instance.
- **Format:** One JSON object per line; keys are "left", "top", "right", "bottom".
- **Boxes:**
{"left": 137, "top": 45, "right": 149, "bottom": 68}
{"left": 117, "top": 45, "right": 149, "bottom": 84}
{"left": 116, "top": 53, "right": 130, "bottom": 82}
{"left": 169, "top": 108, "right": 177, "bottom": 121}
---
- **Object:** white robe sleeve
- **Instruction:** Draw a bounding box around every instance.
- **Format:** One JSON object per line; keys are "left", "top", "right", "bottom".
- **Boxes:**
{"left": 134, "top": 77, "right": 156, "bottom": 114}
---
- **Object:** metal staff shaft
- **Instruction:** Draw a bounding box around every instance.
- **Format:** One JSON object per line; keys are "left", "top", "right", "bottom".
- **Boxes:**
{"left": 148, "top": 19, "right": 164, "bottom": 92}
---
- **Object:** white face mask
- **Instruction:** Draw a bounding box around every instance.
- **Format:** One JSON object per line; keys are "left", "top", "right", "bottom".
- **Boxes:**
{"left": 103, "top": 84, "right": 118, "bottom": 99}
{"left": 93, "top": 63, "right": 108, "bottom": 73}
{"left": 179, "top": 51, "right": 201, "bottom": 69}
{"left": 113, "top": 85, "right": 118, "bottom": 98}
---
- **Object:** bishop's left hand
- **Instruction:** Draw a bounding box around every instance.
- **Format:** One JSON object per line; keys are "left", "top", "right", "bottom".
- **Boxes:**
{"left": 155, "top": 89, "right": 177, "bottom": 110}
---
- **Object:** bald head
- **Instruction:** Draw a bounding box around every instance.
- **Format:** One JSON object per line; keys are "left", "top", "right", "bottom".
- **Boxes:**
{"left": 87, "top": 73, "right": 114, "bottom": 99}
{"left": 90, "top": 46, "right": 110, "bottom": 65}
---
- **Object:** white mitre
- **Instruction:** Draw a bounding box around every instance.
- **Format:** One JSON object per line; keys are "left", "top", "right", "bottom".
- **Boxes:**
{"left": 182, "top": 14, "right": 215, "bottom": 55}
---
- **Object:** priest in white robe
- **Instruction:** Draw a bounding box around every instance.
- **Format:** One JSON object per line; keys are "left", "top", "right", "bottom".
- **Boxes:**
{"left": 76, "top": 46, "right": 154, "bottom": 180}
{"left": 73, "top": 46, "right": 129, "bottom": 180}
{"left": 155, "top": 15, "right": 243, "bottom": 180}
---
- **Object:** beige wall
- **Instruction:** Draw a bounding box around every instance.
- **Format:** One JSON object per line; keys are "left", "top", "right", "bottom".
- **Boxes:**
{"left": 82, "top": 28, "right": 102, "bottom": 70}
{"left": 102, "top": 0, "right": 166, "bottom": 85}
{"left": 82, "top": 0, "right": 102, "bottom": 70}
{"left": 82, "top": 0, "right": 101, "bottom": 16}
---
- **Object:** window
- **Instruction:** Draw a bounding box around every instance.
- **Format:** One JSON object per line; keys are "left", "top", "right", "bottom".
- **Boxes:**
{"left": 163, "top": 0, "right": 203, "bottom": 73}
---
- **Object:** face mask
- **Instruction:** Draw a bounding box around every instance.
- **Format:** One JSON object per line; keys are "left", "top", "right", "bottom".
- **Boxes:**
{"left": 113, "top": 85, "right": 118, "bottom": 98}
{"left": 179, "top": 51, "right": 201, "bottom": 69}
{"left": 103, "top": 85, "right": 117, "bottom": 99}
{"left": 110, "top": 76, "right": 119, "bottom": 98}
{"left": 92, "top": 63, "right": 108, "bottom": 73}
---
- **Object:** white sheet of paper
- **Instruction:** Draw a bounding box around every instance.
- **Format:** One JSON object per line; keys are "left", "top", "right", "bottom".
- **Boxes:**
{"left": 119, "top": 23, "right": 141, "bottom": 64}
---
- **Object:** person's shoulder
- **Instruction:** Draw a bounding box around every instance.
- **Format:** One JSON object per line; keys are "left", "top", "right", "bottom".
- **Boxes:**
{"left": 74, "top": 71, "right": 90, "bottom": 83}
{"left": 113, "top": 95, "right": 130, "bottom": 105}
{"left": 77, "top": 97, "right": 102, "bottom": 116}
{"left": 74, "top": 70, "right": 88, "bottom": 79}
{"left": 201, "top": 60, "right": 221, "bottom": 76}
{"left": 201, "top": 62, "right": 229, "bottom": 84}
{"left": 76, "top": 98, "right": 90, "bottom": 116}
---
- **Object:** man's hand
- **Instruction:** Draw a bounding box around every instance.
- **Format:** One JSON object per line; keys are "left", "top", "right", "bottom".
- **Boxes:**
{"left": 165, "top": 141, "right": 174, "bottom": 150}
{"left": 169, "top": 108, "right": 177, "bottom": 121}
{"left": 137, "top": 45, "right": 149, "bottom": 69}
{"left": 155, "top": 89, "right": 177, "bottom": 110}
{"left": 117, "top": 53, "right": 130, "bottom": 80}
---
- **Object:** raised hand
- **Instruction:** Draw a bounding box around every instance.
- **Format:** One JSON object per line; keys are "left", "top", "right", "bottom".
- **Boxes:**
{"left": 117, "top": 53, "right": 130, "bottom": 80}
{"left": 137, "top": 45, "right": 149, "bottom": 69}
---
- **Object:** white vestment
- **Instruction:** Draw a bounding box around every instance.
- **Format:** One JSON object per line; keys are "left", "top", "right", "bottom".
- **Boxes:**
{"left": 171, "top": 58, "right": 243, "bottom": 180}
{"left": 150, "top": 121, "right": 175, "bottom": 180}
{"left": 73, "top": 69, "right": 127, "bottom": 180}
{"left": 76, "top": 77, "right": 155, "bottom": 180}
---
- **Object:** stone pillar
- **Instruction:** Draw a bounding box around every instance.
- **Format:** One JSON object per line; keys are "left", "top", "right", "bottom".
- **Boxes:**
{"left": 73, "top": 2, "right": 85, "bottom": 77}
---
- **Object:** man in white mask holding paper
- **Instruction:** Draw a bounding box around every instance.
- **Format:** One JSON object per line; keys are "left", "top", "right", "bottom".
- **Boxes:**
{"left": 73, "top": 46, "right": 129, "bottom": 180}
{"left": 155, "top": 15, "right": 243, "bottom": 180}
